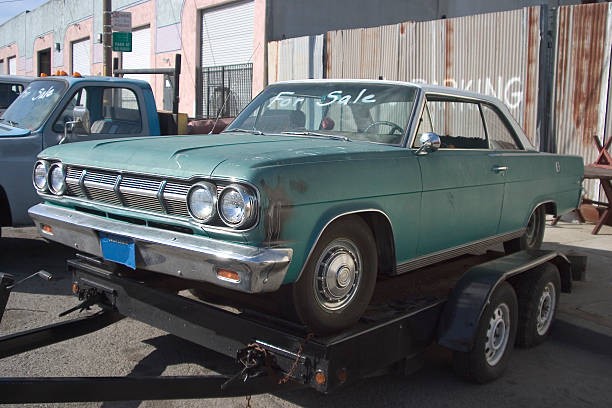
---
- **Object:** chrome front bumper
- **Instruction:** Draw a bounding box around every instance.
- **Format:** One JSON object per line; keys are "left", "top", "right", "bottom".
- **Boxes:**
{"left": 28, "top": 203, "right": 292, "bottom": 293}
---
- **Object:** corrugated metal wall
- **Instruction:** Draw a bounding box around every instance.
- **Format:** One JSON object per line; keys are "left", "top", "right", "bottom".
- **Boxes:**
{"left": 552, "top": 2, "right": 612, "bottom": 200}
{"left": 269, "top": 3, "right": 612, "bottom": 201}
{"left": 268, "top": 35, "right": 324, "bottom": 82}
{"left": 272, "top": 7, "right": 542, "bottom": 145}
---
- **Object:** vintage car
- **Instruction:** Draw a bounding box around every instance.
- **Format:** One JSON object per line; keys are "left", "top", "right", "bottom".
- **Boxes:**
{"left": 28, "top": 80, "right": 584, "bottom": 334}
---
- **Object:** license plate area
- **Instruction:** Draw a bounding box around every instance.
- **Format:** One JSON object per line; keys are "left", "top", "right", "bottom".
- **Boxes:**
{"left": 99, "top": 232, "right": 136, "bottom": 269}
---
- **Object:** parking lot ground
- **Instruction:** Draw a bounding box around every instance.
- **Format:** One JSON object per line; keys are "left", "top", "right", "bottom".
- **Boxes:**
{"left": 0, "top": 222, "right": 611, "bottom": 407}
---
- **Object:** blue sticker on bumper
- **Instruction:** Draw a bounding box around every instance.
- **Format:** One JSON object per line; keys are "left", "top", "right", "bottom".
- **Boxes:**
{"left": 100, "top": 232, "right": 136, "bottom": 269}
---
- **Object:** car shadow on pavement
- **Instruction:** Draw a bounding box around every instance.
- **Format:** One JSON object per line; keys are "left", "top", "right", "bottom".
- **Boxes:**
{"left": 0, "top": 235, "right": 75, "bottom": 296}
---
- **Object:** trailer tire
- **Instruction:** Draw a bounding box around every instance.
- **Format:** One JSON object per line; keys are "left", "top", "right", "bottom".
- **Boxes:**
{"left": 504, "top": 206, "right": 545, "bottom": 254}
{"left": 453, "top": 281, "right": 518, "bottom": 383}
{"left": 292, "top": 217, "right": 377, "bottom": 335}
{"left": 515, "top": 263, "right": 560, "bottom": 348}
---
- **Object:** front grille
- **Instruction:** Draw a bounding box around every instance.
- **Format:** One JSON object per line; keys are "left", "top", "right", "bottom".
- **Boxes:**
{"left": 65, "top": 166, "right": 192, "bottom": 219}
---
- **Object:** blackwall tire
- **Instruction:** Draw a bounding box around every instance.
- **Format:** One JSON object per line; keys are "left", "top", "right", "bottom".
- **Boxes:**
{"left": 504, "top": 206, "right": 546, "bottom": 254}
{"left": 453, "top": 281, "right": 518, "bottom": 383}
{"left": 292, "top": 216, "right": 377, "bottom": 335}
{"left": 515, "top": 263, "right": 561, "bottom": 348}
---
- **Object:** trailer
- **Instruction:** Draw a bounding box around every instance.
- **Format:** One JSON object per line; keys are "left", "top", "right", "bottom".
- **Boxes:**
{"left": 0, "top": 249, "right": 582, "bottom": 404}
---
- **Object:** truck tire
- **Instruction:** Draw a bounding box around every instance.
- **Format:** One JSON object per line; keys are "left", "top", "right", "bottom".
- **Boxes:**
{"left": 453, "top": 281, "right": 518, "bottom": 383}
{"left": 292, "top": 217, "right": 377, "bottom": 335}
{"left": 504, "top": 206, "right": 545, "bottom": 254}
{"left": 515, "top": 263, "right": 560, "bottom": 348}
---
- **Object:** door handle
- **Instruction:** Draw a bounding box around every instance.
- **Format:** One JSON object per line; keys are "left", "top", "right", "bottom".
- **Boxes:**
{"left": 492, "top": 165, "right": 509, "bottom": 173}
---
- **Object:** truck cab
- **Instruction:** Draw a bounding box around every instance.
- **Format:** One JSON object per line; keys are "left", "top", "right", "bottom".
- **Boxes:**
{"left": 0, "top": 75, "right": 161, "bottom": 233}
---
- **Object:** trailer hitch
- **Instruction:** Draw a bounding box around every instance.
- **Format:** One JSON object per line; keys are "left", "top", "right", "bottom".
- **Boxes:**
{"left": 221, "top": 343, "right": 278, "bottom": 390}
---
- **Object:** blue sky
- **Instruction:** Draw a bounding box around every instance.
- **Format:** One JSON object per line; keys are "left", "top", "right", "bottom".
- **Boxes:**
{"left": 0, "top": 0, "right": 48, "bottom": 25}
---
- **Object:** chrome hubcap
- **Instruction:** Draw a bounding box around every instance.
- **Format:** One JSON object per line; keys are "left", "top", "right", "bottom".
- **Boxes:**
{"left": 536, "top": 283, "right": 556, "bottom": 335}
{"left": 314, "top": 238, "right": 361, "bottom": 311}
{"left": 485, "top": 303, "right": 510, "bottom": 366}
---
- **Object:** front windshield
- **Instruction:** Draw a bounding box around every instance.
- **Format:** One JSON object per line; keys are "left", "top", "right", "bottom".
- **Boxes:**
{"left": 1, "top": 80, "right": 67, "bottom": 131}
{"left": 226, "top": 82, "right": 419, "bottom": 145}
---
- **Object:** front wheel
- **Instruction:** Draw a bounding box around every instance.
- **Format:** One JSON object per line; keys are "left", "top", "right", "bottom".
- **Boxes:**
{"left": 504, "top": 206, "right": 546, "bottom": 254}
{"left": 292, "top": 217, "right": 377, "bottom": 334}
{"left": 453, "top": 281, "right": 518, "bottom": 383}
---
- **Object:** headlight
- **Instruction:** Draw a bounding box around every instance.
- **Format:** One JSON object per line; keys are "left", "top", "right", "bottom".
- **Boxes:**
{"left": 48, "top": 163, "right": 66, "bottom": 195}
{"left": 187, "top": 182, "right": 217, "bottom": 222}
{"left": 219, "top": 184, "right": 257, "bottom": 228}
{"left": 33, "top": 161, "right": 49, "bottom": 191}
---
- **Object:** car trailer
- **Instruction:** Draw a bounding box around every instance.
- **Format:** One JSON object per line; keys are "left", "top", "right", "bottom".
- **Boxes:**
{"left": 0, "top": 249, "right": 583, "bottom": 404}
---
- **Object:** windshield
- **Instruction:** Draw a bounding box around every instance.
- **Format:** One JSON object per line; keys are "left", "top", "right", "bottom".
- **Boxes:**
{"left": 226, "top": 82, "right": 419, "bottom": 145}
{"left": 1, "top": 80, "right": 67, "bottom": 130}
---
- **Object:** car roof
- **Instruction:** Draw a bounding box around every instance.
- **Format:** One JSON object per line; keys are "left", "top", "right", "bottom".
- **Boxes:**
{"left": 29, "top": 75, "right": 152, "bottom": 89}
{"left": 0, "top": 75, "right": 34, "bottom": 85}
{"left": 271, "top": 78, "right": 504, "bottom": 105}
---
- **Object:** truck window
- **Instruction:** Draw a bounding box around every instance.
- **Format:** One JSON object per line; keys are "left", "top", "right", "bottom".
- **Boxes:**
{"left": 53, "top": 86, "right": 143, "bottom": 135}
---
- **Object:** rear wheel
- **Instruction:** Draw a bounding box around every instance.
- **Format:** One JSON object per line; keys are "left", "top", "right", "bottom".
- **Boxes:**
{"left": 504, "top": 206, "right": 546, "bottom": 253}
{"left": 292, "top": 217, "right": 377, "bottom": 334}
{"left": 453, "top": 281, "right": 518, "bottom": 383}
{"left": 515, "top": 263, "right": 560, "bottom": 348}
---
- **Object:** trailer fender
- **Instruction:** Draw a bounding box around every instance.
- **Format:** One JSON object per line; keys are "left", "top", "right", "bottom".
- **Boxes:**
{"left": 437, "top": 250, "right": 572, "bottom": 352}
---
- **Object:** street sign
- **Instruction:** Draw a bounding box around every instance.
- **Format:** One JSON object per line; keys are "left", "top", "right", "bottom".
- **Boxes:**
{"left": 112, "top": 32, "right": 132, "bottom": 52}
{"left": 111, "top": 11, "right": 132, "bottom": 32}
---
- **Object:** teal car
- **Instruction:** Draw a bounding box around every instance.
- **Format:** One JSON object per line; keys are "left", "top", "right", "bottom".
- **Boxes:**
{"left": 28, "top": 80, "right": 583, "bottom": 334}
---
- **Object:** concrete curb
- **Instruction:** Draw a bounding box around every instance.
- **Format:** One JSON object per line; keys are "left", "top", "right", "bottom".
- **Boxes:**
{"left": 553, "top": 316, "right": 612, "bottom": 357}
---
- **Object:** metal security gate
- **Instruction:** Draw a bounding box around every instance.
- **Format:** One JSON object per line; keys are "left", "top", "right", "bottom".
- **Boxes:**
{"left": 199, "top": 0, "right": 254, "bottom": 118}
{"left": 71, "top": 38, "right": 91, "bottom": 75}
{"left": 122, "top": 26, "right": 152, "bottom": 86}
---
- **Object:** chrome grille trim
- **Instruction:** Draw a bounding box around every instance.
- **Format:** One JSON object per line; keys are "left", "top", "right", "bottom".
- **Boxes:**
{"left": 64, "top": 165, "right": 192, "bottom": 219}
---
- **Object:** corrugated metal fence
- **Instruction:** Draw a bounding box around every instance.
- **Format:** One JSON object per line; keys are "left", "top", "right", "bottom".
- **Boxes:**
{"left": 268, "top": 3, "right": 612, "bottom": 201}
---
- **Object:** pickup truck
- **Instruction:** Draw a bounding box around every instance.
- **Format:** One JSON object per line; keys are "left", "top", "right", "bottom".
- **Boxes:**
{"left": 0, "top": 75, "right": 188, "bottom": 236}
{"left": 0, "top": 75, "right": 32, "bottom": 115}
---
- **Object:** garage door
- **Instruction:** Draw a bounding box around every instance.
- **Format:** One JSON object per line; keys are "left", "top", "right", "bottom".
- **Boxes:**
{"left": 200, "top": 1, "right": 254, "bottom": 67}
{"left": 7, "top": 56, "right": 16, "bottom": 75}
{"left": 72, "top": 38, "right": 90, "bottom": 75}
{"left": 122, "top": 26, "right": 151, "bottom": 85}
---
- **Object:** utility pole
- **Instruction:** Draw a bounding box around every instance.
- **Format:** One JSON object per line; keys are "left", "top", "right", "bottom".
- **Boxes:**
{"left": 102, "top": 0, "right": 112, "bottom": 76}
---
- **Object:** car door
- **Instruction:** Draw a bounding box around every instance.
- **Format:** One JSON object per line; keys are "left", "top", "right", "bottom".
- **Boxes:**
{"left": 415, "top": 97, "right": 506, "bottom": 256}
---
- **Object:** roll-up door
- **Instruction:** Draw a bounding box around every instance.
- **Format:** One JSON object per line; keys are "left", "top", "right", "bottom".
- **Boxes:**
{"left": 72, "top": 38, "right": 90, "bottom": 75}
{"left": 7, "top": 57, "right": 16, "bottom": 75}
{"left": 122, "top": 26, "right": 151, "bottom": 85}
{"left": 200, "top": 1, "right": 254, "bottom": 67}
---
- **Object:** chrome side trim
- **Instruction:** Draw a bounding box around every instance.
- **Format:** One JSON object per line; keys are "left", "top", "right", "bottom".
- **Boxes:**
{"left": 396, "top": 230, "right": 525, "bottom": 275}
{"left": 28, "top": 203, "right": 292, "bottom": 294}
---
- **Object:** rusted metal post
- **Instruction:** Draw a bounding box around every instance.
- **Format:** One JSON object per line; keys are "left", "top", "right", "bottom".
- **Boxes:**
{"left": 103, "top": 0, "right": 112, "bottom": 76}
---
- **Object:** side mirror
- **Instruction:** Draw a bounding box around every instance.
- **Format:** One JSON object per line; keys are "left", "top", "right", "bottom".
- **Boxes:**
{"left": 415, "top": 132, "right": 441, "bottom": 155}
{"left": 60, "top": 105, "right": 91, "bottom": 144}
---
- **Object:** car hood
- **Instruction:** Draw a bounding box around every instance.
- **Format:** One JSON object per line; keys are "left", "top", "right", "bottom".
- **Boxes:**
{"left": 38, "top": 132, "right": 400, "bottom": 179}
{"left": 0, "top": 122, "right": 31, "bottom": 137}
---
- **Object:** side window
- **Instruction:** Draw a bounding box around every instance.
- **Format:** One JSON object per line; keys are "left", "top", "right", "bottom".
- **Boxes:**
{"left": 481, "top": 104, "right": 521, "bottom": 150}
{"left": 426, "top": 99, "right": 488, "bottom": 149}
{"left": 53, "top": 88, "right": 88, "bottom": 132}
{"left": 97, "top": 88, "right": 143, "bottom": 134}
{"left": 414, "top": 102, "right": 434, "bottom": 146}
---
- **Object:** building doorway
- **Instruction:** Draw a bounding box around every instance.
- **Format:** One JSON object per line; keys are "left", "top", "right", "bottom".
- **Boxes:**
{"left": 38, "top": 48, "right": 51, "bottom": 76}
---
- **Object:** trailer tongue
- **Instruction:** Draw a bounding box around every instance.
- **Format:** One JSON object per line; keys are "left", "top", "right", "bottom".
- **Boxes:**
{"left": 0, "top": 250, "right": 579, "bottom": 404}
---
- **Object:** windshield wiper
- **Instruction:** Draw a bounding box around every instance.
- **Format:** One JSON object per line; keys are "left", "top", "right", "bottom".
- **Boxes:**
{"left": 227, "top": 128, "right": 265, "bottom": 135}
{"left": 281, "top": 131, "right": 351, "bottom": 142}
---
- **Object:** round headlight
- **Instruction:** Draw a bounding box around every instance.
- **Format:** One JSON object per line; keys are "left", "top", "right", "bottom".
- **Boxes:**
{"left": 33, "top": 161, "right": 49, "bottom": 191}
{"left": 187, "top": 182, "right": 217, "bottom": 222}
{"left": 219, "top": 184, "right": 256, "bottom": 228}
{"left": 48, "top": 163, "right": 66, "bottom": 195}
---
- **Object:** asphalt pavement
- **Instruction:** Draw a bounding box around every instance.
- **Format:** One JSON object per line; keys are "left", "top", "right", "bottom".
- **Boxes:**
{"left": 541, "top": 218, "right": 612, "bottom": 355}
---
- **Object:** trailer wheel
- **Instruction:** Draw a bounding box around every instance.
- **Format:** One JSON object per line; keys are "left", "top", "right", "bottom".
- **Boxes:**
{"left": 453, "top": 281, "right": 518, "bottom": 383}
{"left": 292, "top": 217, "right": 377, "bottom": 334}
{"left": 515, "top": 263, "right": 560, "bottom": 348}
{"left": 504, "top": 206, "right": 545, "bottom": 253}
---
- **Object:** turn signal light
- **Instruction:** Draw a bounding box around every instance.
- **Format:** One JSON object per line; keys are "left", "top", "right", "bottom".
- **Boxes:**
{"left": 216, "top": 269, "right": 240, "bottom": 283}
{"left": 71, "top": 282, "right": 79, "bottom": 295}
{"left": 41, "top": 224, "right": 54, "bottom": 235}
{"left": 314, "top": 370, "right": 327, "bottom": 385}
